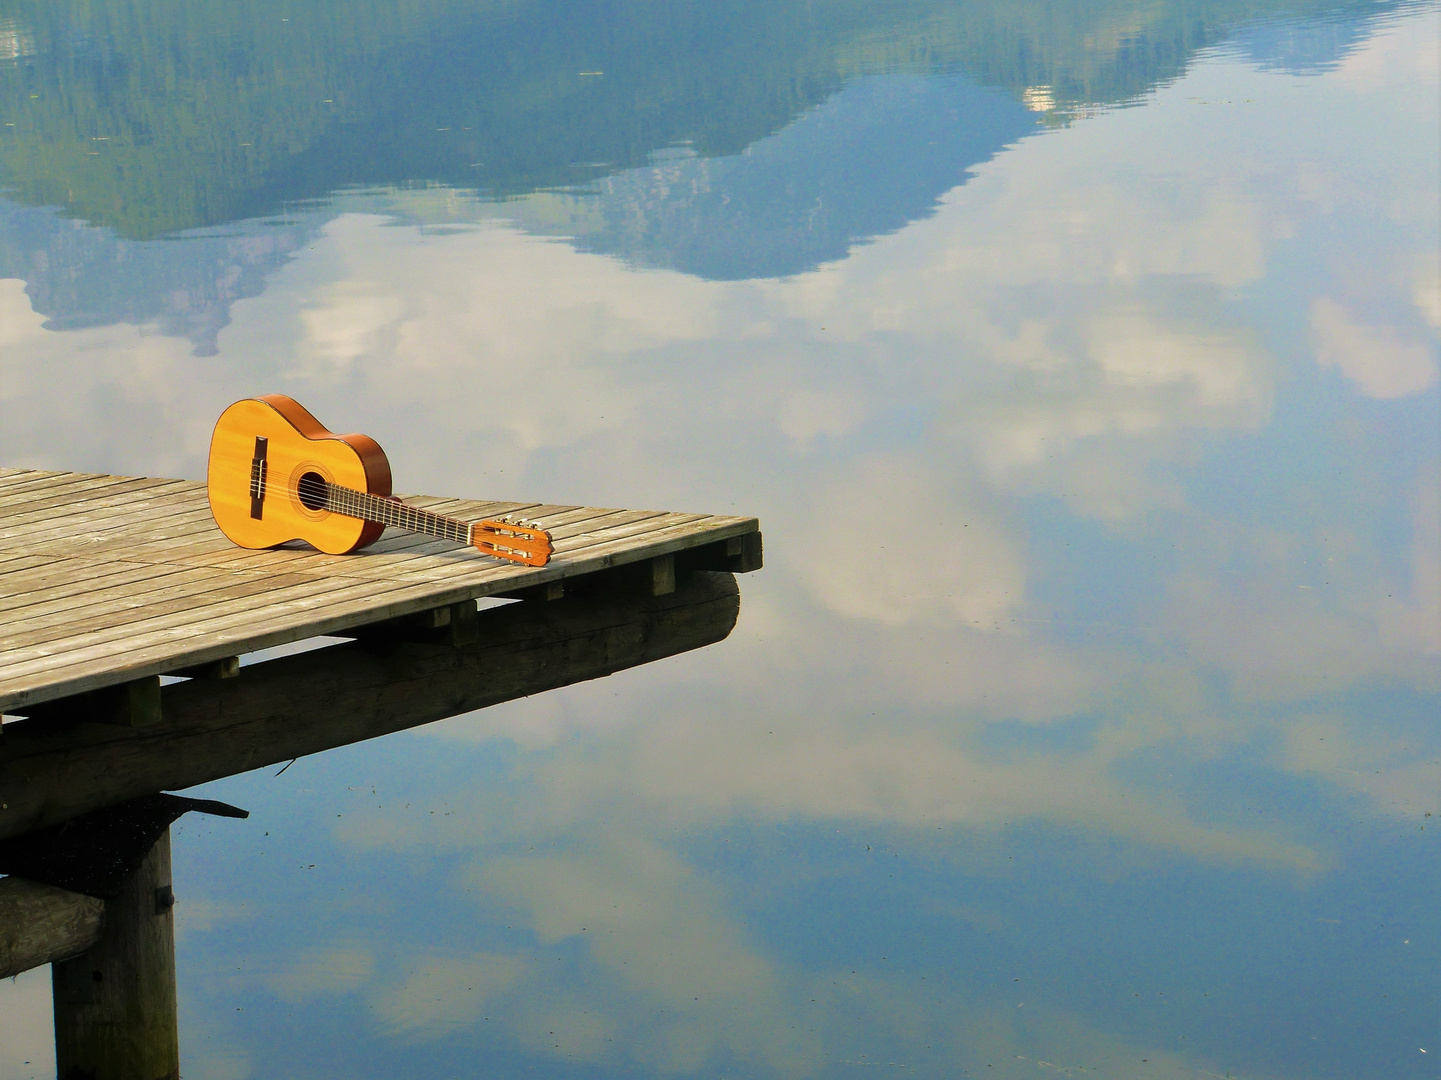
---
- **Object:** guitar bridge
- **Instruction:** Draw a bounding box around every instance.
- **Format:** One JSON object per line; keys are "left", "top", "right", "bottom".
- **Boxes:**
{"left": 248, "top": 436, "right": 268, "bottom": 519}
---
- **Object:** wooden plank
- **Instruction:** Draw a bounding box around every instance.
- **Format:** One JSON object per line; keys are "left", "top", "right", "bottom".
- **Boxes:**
{"left": 555, "top": 509, "right": 693, "bottom": 544}
{"left": 0, "top": 559, "right": 536, "bottom": 706}
{"left": 0, "top": 571, "right": 375, "bottom": 671}
{"left": 0, "top": 471, "right": 108, "bottom": 499}
{"left": 0, "top": 553, "right": 55, "bottom": 578}
{"left": 1, "top": 561, "right": 322, "bottom": 636}
{"left": 0, "top": 516, "right": 216, "bottom": 565}
{"left": 562, "top": 514, "right": 756, "bottom": 566}
{"left": 0, "top": 491, "right": 211, "bottom": 540}
{"left": 0, "top": 555, "right": 175, "bottom": 599}
{"left": 0, "top": 467, "right": 49, "bottom": 483}
{"left": 53, "top": 525, "right": 237, "bottom": 565}
{"left": 0, "top": 472, "right": 181, "bottom": 512}
{"left": 0, "top": 479, "right": 156, "bottom": 518}
{"left": 0, "top": 574, "right": 473, "bottom": 707}
{"left": 0, "top": 561, "right": 196, "bottom": 616}
{"left": 556, "top": 512, "right": 709, "bottom": 556}
{"left": 0, "top": 548, "right": 59, "bottom": 569}
{"left": 0, "top": 575, "right": 472, "bottom": 710}
{"left": 12, "top": 516, "right": 230, "bottom": 562}
{"left": 3, "top": 568, "right": 328, "bottom": 650}
{"left": 0, "top": 484, "right": 204, "bottom": 542}
{"left": 0, "top": 570, "right": 364, "bottom": 657}
{"left": 8, "top": 509, "right": 225, "bottom": 554}
{"left": 0, "top": 476, "right": 187, "bottom": 522}
{"left": 0, "top": 474, "right": 92, "bottom": 502}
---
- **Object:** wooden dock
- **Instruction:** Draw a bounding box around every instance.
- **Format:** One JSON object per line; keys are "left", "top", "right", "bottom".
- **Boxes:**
{"left": 1, "top": 466, "right": 759, "bottom": 1070}
{"left": 0, "top": 466, "right": 761, "bottom": 716}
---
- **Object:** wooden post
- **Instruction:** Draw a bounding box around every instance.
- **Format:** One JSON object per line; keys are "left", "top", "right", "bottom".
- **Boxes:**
{"left": 52, "top": 830, "right": 179, "bottom": 1080}
{"left": 24, "top": 676, "right": 163, "bottom": 729}
{"left": 650, "top": 554, "right": 676, "bottom": 596}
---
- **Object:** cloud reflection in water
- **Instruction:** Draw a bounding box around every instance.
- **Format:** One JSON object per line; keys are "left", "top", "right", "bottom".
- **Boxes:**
{"left": 0, "top": 7, "right": 1437, "bottom": 1079}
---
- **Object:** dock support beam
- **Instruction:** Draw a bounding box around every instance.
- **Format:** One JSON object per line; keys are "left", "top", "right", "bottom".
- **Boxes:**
{"left": 52, "top": 830, "right": 179, "bottom": 1080}
{"left": 0, "top": 878, "right": 104, "bottom": 979}
{"left": 650, "top": 554, "right": 676, "bottom": 596}
{"left": 0, "top": 571, "right": 742, "bottom": 840}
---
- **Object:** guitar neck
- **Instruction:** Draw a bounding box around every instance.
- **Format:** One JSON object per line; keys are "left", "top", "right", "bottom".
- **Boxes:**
{"left": 324, "top": 482, "right": 471, "bottom": 544}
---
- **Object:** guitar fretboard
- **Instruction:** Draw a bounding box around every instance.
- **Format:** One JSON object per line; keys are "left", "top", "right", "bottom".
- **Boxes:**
{"left": 323, "top": 482, "right": 471, "bottom": 544}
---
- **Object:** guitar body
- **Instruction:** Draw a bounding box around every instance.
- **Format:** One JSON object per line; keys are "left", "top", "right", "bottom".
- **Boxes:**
{"left": 207, "top": 395, "right": 392, "bottom": 554}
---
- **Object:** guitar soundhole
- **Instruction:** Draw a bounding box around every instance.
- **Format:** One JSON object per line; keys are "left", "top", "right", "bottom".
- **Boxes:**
{"left": 297, "top": 471, "right": 328, "bottom": 511}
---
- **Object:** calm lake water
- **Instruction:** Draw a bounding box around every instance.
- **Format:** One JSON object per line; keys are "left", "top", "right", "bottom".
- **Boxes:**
{"left": 2, "top": 1, "right": 1438, "bottom": 1077}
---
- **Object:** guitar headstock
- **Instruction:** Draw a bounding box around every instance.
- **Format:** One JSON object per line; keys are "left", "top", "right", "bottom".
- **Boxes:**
{"left": 472, "top": 517, "right": 553, "bottom": 567}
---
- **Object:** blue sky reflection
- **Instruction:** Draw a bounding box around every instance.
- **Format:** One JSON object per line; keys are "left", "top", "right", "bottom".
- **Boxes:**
{"left": 0, "top": 4, "right": 1437, "bottom": 1079}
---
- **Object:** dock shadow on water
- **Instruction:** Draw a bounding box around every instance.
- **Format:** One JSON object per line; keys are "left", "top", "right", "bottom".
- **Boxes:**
{"left": 0, "top": 0, "right": 1437, "bottom": 1077}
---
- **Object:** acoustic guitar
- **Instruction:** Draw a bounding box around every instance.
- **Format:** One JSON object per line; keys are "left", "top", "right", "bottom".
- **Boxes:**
{"left": 207, "top": 395, "right": 552, "bottom": 565}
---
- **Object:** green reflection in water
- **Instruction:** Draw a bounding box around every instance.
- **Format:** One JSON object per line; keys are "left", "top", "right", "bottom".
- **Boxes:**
{"left": 0, "top": 0, "right": 1393, "bottom": 240}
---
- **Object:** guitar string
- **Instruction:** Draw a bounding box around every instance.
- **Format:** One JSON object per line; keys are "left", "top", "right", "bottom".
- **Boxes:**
{"left": 258, "top": 475, "right": 548, "bottom": 552}
{"left": 294, "top": 475, "right": 465, "bottom": 542}
{"left": 279, "top": 478, "right": 546, "bottom": 557}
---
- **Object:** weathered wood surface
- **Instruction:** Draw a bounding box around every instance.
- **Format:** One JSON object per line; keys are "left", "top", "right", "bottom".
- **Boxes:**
{"left": 0, "top": 570, "right": 740, "bottom": 840}
{"left": 0, "top": 467, "right": 759, "bottom": 713}
{"left": 53, "top": 831, "right": 179, "bottom": 1080}
{"left": 0, "top": 875, "right": 105, "bottom": 979}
